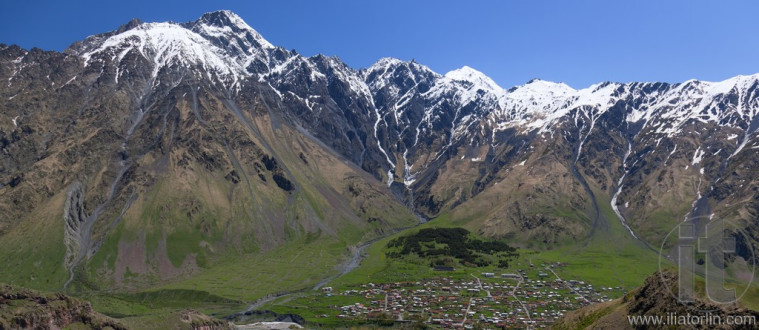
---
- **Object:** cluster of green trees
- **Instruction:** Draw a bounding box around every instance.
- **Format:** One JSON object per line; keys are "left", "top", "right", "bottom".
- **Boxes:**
{"left": 385, "top": 227, "right": 517, "bottom": 267}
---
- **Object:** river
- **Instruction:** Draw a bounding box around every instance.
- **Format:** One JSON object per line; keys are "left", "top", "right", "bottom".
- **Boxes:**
{"left": 226, "top": 224, "right": 419, "bottom": 322}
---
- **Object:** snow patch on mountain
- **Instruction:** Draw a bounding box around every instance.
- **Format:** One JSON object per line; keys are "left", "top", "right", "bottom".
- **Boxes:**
{"left": 692, "top": 147, "right": 704, "bottom": 165}
{"left": 193, "top": 10, "right": 274, "bottom": 49}
{"left": 491, "top": 74, "right": 758, "bottom": 137}
{"left": 445, "top": 66, "right": 502, "bottom": 93}
{"left": 80, "top": 22, "right": 247, "bottom": 81}
{"left": 495, "top": 79, "right": 575, "bottom": 131}
{"left": 74, "top": 10, "right": 282, "bottom": 87}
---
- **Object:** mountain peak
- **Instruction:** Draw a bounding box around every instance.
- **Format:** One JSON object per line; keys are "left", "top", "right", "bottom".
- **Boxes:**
{"left": 367, "top": 57, "right": 404, "bottom": 71}
{"left": 525, "top": 78, "right": 544, "bottom": 84}
{"left": 518, "top": 78, "right": 575, "bottom": 92}
{"left": 364, "top": 57, "right": 439, "bottom": 81}
{"left": 80, "top": 21, "right": 247, "bottom": 77}
{"left": 192, "top": 10, "right": 274, "bottom": 49}
{"left": 116, "top": 18, "right": 142, "bottom": 34}
{"left": 197, "top": 10, "right": 245, "bottom": 27}
{"left": 445, "top": 66, "right": 502, "bottom": 92}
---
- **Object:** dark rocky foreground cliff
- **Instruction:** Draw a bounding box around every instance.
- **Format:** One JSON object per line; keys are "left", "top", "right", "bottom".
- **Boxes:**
{"left": 552, "top": 271, "right": 759, "bottom": 330}
{"left": 0, "top": 284, "right": 237, "bottom": 329}
{"left": 0, "top": 284, "right": 124, "bottom": 329}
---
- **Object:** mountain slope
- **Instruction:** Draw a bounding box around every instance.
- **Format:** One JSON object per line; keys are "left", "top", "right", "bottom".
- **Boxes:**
{"left": 0, "top": 11, "right": 417, "bottom": 299}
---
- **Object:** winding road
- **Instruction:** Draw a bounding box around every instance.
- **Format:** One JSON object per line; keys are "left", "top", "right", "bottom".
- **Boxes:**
{"left": 509, "top": 273, "right": 532, "bottom": 327}
{"left": 546, "top": 266, "right": 589, "bottom": 303}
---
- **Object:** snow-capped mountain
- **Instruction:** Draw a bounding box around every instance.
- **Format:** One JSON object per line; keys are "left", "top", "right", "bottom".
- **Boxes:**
{"left": 55, "top": 10, "right": 759, "bottom": 187}
{"left": 1, "top": 10, "right": 759, "bottom": 292}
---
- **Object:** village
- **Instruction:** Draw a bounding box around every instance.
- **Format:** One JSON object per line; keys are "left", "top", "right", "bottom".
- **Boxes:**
{"left": 318, "top": 263, "right": 624, "bottom": 328}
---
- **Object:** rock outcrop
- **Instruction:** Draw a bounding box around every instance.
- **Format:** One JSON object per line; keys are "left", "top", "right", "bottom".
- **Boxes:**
{"left": 553, "top": 271, "right": 759, "bottom": 329}
{"left": 0, "top": 284, "right": 125, "bottom": 329}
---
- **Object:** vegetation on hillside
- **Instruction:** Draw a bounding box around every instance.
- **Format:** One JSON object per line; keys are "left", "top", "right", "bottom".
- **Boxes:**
{"left": 385, "top": 227, "right": 517, "bottom": 268}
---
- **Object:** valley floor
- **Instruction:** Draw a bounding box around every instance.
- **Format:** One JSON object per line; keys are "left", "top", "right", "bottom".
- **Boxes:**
{"left": 257, "top": 206, "right": 664, "bottom": 328}
{"left": 266, "top": 262, "right": 620, "bottom": 328}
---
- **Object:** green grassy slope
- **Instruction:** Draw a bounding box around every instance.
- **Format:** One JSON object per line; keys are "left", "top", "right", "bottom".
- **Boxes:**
{"left": 0, "top": 192, "right": 69, "bottom": 291}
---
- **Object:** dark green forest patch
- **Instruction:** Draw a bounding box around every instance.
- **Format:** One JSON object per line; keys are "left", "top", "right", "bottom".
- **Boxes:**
{"left": 385, "top": 227, "right": 518, "bottom": 268}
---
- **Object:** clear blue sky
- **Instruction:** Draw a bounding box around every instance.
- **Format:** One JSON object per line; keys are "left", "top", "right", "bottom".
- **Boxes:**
{"left": 1, "top": 0, "right": 757, "bottom": 89}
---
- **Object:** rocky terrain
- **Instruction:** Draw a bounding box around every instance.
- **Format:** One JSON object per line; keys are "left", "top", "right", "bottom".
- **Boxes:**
{"left": 0, "top": 284, "right": 124, "bottom": 329}
{"left": 553, "top": 271, "right": 759, "bottom": 329}
{"left": 0, "top": 284, "right": 233, "bottom": 330}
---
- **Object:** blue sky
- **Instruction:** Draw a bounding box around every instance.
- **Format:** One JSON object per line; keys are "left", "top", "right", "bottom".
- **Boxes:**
{"left": 1, "top": 0, "right": 757, "bottom": 89}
